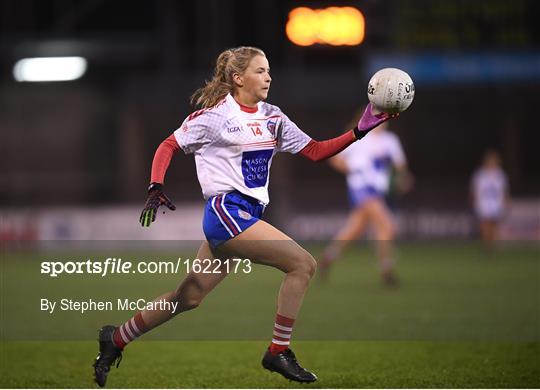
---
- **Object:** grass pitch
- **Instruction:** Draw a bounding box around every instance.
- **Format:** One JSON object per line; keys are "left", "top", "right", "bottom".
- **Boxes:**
{"left": 1, "top": 341, "right": 538, "bottom": 388}
{"left": 1, "top": 242, "right": 539, "bottom": 388}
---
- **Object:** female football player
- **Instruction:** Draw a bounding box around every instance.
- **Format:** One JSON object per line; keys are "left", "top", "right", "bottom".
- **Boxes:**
{"left": 93, "top": 47, "right": 397, "bottom": 386}
{"left": 319, "top": 115, "right": 412, "bottom": 286}
{"left": 470, "top": 149, "right": 509, "bottom": 251}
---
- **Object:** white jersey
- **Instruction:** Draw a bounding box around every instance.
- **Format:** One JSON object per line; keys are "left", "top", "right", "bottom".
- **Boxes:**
{"left": 471, "top": 167, "right": 508, "bottom": 218}
{"left": 174, "top": 94, "right": 311, "bottom": 205}
{"left": 340, "top": 130, "right": 406, "bottom": 194}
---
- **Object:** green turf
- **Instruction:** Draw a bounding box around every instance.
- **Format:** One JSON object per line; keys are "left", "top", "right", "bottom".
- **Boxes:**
{"left": 1, "top": 242, "right": 539, "bottom": 387}
{"left": 1, "top": 341, "right": 538, "bottom": 388}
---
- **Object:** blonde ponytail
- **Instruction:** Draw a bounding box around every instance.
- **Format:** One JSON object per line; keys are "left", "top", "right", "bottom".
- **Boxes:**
{"left": 191, "top": 46, "right": 265, "bottom": 109}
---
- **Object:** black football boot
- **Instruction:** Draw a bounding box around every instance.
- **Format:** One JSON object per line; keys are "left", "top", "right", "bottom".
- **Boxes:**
{"left": 93, "top": 325, "right": 123, "bottom": 387}
{"left": 262, "top": 348, "right": 317, "bottom": 383}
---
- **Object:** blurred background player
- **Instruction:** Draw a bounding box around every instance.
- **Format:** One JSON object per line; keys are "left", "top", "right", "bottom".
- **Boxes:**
{"left": 470, "top": 149, "right": 510, "bottom": 251}
{"left": 92, "top": 47, "right": 397, "bottom": 386}
{"left": 319, "top": 111, "right": 412, "bottom": 286}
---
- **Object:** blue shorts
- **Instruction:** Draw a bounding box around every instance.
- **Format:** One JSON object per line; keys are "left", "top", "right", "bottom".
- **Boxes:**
{"left": 348, "top": 186, "right": 382, "bottom": 208}
{"left": 203, "top": 191, "right": 265, "bottom": 247}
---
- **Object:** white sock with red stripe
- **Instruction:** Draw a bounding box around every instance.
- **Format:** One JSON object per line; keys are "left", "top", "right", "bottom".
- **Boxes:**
{"left": 112, "top": 312, "right": 147, "bottom": 349}
{"left": 269, "top": 313, "right": 295, "bottom": 355}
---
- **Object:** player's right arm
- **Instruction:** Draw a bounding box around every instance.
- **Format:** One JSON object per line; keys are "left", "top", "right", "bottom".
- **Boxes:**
{"left": 140, "top": 134, "right": 180, "bottom": 227}
{"left": 502, "top": 171, "right": 511, "bottom": 210}
{"left": 140, "top": 110, "right": 214, "bottom": 227}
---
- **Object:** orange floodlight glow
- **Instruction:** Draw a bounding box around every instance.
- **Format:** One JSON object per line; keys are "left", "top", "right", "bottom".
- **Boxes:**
{"left": 286, "top": 6, "right": 365, "bottom": 46}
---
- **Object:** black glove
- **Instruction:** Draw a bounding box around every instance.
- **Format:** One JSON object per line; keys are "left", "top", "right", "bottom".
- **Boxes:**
{"left": 139, "top": 183, "right": 176, "bottom": 227}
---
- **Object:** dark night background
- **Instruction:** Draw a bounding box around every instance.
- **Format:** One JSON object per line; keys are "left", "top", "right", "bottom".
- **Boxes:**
{"left": 1, "top": 0, "right": 539, "bottom": 214}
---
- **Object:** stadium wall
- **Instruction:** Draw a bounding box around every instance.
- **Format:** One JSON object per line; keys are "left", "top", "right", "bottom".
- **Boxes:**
{"left": 1, "top": 199, "right": 538, "bottom": 242}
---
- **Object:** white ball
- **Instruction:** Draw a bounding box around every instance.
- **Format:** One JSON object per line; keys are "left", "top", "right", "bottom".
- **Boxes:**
{"left": 367, "top": 68, "right": 415, "bottom": 114}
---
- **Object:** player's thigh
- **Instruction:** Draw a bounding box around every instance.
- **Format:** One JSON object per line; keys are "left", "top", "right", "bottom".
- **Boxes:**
{"left": 482, "top": 219, "right": 498, "bottom": 238}
{"left": 364, "top": 199, "right": 394, "bottom": 234}
{"left": 219, "top": 219, "right": 315, "bottom": 274}
{"left": 175, "top": 241, "right": 229, "bottom": 297}
{"left": 335, "top": 206, "right": 369, "bottom": 240}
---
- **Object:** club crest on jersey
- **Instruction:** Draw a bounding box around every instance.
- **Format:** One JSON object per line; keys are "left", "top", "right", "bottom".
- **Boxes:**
{"left": 238, "top": 210, "right": 252, "bottom": 220}
{"left": 266, "top": 119, "right": 277, "bottom": 137}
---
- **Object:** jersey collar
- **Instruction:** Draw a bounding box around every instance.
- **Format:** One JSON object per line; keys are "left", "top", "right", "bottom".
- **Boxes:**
{"left": 227, "top": 94, "right": 259, "bottom": 114}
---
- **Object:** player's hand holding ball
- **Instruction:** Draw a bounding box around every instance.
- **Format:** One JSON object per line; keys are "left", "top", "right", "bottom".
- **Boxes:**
{"left": 355, "top": 103, "right": 397, "bottom": 136}
{"left": 354, "top": 68, "right": 414, "bottom": 140}
{"left": 139, "top": 183, "right": 176, "bottom": 227}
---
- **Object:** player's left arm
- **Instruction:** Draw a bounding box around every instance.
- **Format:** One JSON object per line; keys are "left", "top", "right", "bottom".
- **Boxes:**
{"left": 503, "top": 173, "right": 511, "bottom": 210}
{"left": 328, "top": 155, "right": 349, "bottom": 174}
{"left": 388, "top": 134, "right": 413, "bottom": 194}
{"left": 299, "top": 103, "right": 398, "bottom": 162}
{"left": 393, "top": 162, "right": 414, "bottom": 194}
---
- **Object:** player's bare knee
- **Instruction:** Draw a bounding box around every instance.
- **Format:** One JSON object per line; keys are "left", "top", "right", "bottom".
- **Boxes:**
{"left": 175, "top": 292, "right": 202, "bottom": 311}
{"left": 295, "top": 252, "right": 317, "bottom": 279}
{"left": 181, "top": 297, "right": 201, "bottom": 311}
{"left": 307, "top": 255, "right": 317, "bottom": 278}
{"left": 171, "top": 288, "right": 202, "bottom": 312}
{"left": 378, "top": 222, "right": 395, "bottom": 241}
